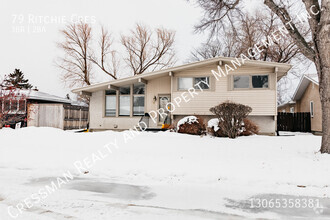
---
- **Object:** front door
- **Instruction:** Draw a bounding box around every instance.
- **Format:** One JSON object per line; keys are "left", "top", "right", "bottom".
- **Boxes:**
{"left": 158, "top": 95, "right": 171, "bottom": 124}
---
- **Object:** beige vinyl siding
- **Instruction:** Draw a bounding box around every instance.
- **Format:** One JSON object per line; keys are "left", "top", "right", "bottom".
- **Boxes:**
{"left": 172, "top": 64, "right": 276, "bottom": 116}
{"left": 145, "top": 76, "right": 171, "bottom": 112}
{"left": 296, "top": 82, "right": 322, "bottom": 132}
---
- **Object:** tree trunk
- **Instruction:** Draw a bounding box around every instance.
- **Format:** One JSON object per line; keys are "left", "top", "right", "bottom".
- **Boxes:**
{"left": 318, "top": 56, "right": 330, "bottom": 153}
{"left": 318, "top": 1, "right": 330, "bottom": 153}
{"left": 319, "top": 72, "right": 330, "bottom": 153}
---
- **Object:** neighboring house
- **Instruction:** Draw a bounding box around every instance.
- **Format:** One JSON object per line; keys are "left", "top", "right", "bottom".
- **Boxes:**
{"left": 278, "top": 74, "right": 321, "bottom": 133}
{"left": 72, "top": 56, "right": 292, "bottom": 135}
{"left": 1, "top": 89, "right": 88, "bottom": 129}
{"left": 278, "top": 101, "right": 297, "bottom": 113}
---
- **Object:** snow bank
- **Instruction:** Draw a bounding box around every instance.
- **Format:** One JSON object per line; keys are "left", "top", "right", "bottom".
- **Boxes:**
{"left": 0, "top": 127, "right": 329, "bottom": 219}
{"left": 0, "top": 127, "right": 328, "bottom": 188}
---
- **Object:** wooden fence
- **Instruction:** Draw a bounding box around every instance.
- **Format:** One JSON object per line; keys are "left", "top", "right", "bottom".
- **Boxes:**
{"left": 63, "top": 104, "right": 88, "bottom": 130}
{"left": 28, "top": 104, "right": 89, "bottom": 130}
{"left": 277, "top": 112, "right": 311, "bottom": 132}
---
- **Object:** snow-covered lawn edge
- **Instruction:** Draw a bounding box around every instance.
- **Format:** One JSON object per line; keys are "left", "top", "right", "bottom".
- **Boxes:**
{"left": 0, "top": 127, "right": 329, "bottom": 219}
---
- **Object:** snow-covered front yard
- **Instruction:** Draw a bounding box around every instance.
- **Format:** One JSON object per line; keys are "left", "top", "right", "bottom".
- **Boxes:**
{"left": 0, "top": 127, "right": 329, "bottom": 219}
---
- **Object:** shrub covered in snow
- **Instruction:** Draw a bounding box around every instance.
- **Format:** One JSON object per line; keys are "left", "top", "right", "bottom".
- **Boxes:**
{"left": 209, "top": 101, "right": 252, "bottom": 138}
{"left": 177, "top": 116, "right": 206, "bottom": 135}
{"left": 207, "top": 117, "right": 259, "bottom": 137}
{"left": 207, "top": 118, "right": 225, "bottom": 137}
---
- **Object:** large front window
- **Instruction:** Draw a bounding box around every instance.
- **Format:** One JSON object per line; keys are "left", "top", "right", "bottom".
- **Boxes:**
{"left": 105, "top": 84, "right": 146, "bottom": 117}
{"left": 133, "top": 83, "right": 145, "bottom": 116}
{"left": 119, "top": 86, "right": 131, "bottom": 116}
{"left": 105, "top": 90, "right": 116, "bottom": 116}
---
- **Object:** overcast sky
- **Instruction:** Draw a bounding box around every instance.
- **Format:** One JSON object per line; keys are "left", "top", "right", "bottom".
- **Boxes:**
{"left": 0, "top": 0, "right": 209, "bottom": 97}
{"left": 0, "top": 0, "right": 314, "bottom": 100}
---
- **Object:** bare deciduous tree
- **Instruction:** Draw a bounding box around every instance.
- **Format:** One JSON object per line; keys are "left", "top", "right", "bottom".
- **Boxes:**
{"left": 121, "top": 23, "right": 176, "bottom": 75}
{"left": 89, "top": 27, "right": 119, "bottom": 80}
{"left": 57, "top": 22, "right": 93, "bottom": 87}
{"left": 191, "top": 0, "right": 330, "bottom": 153}
{"left": 191, "top": 11, "right": 306, "bottom": 64}
{"left": 189, "top": 33, "right": 240, "bottom": 61}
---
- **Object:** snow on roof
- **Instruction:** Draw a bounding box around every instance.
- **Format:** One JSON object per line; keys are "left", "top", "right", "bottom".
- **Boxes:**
{"left": 18, "top": 90, "right": 72, "bottom": 103}
{"left": 305, "top": 73, "right": 319, "bottom": 84}
{"left": 277, "top": 100, "right": 296, "bottom": 108}
{"left": 1, "top": 89, "right": 88, "bottom": 106}
{"left": 71, "top": 100, "right": 88, "bottom": 107}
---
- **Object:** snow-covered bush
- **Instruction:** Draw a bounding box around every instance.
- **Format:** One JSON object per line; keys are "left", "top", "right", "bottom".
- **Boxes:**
{"left": 177, "top": 116, "right": 206, "bottom": 135}
{"left": 207, "top": 117, "right": 259, "bottom": 137}
{"left": 209, "top": 101, "right": 252, "bottom": 138}
{"left": 207, "top": 118, "right": 225, "bottom": 137}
